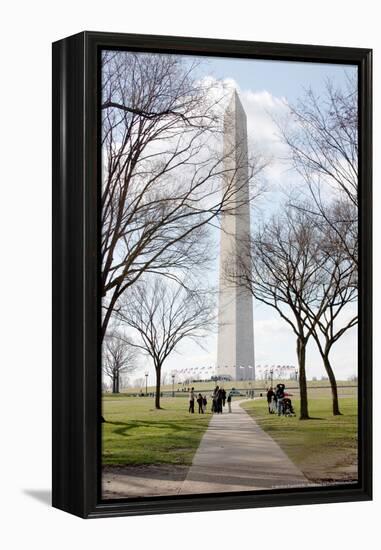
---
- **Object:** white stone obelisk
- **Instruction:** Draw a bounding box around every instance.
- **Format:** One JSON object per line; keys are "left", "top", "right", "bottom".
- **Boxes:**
{"left": 216, "top": 91, "right": 255, "bottom": 381}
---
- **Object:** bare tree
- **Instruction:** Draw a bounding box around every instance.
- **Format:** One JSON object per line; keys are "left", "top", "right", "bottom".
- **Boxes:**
{"left": 229, "top": 207, "right": 333, "bottom": 419}
{"left": 101, "top": 51, "right": 265, "bottom": 340}
{"left": 281, "top": 77, "right": 357, "bottom": 205}
{"left": 279, "top": 76, "right": 358, "bottom": 267}
{"left": 304, "top": 219, "right": 358, "bottom": 415}
{"left": 102, "top": 332, "right": 138, "bottom": 393}
{"left": 116, "top": 277, "right": 215, "bottom": 409}
{"left": 230, "top": 200, "right": 358, "bottom": 417}
{"left": 273, "top": 78, "right": 358, "bottom": 415}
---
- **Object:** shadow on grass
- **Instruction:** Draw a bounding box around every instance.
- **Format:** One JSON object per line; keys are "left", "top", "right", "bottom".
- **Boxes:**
{"left": 106, "top": 420, "right": 193, "bottom": 437}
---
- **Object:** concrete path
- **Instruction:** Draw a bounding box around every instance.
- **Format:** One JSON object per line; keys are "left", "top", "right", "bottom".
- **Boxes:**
{"left": 179, "top": 400, "right": 312, "bottom": 494}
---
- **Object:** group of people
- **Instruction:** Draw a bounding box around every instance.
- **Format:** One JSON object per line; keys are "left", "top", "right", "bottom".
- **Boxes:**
{"left": 266, "top": 383, "right": 295, "bottom": 416}
{"left": 188, "top": 388, "right": 207, "bottom": 414}
{"left": 211, "top": 385, "right": 225, "bottom": 413}
{"left": 188, "top": 386, "right": 233, "bottom": 414}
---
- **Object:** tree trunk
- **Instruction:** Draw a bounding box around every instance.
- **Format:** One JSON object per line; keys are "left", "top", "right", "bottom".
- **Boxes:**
{"left": 323, "top": 353, "right": 342, "bottom": 415}
{"left": 112, "top": 373, "right": 117, "bottom": 394}
{"left": 155, "top": 365, "right": 162, "bottom": 409}
{"left": 297, "top": 337, "right": 309, "bottom": 419}
{"left": 101, "top": 291, "right": 119, "bottom": 342}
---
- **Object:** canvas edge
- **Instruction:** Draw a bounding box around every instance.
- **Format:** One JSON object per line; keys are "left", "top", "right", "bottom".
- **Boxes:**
{"left": 52, "top": 31, "right": 373, "bottom": 519}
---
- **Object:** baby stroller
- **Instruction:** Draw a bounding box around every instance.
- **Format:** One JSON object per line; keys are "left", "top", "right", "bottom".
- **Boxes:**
{"left": 283, "top": 397, "right": 296, "bottom": 417}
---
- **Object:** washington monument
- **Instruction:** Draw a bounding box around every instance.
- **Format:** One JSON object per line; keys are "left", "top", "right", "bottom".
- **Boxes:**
{"left": 216, "top": 91, "right": 255, "bottom": 381}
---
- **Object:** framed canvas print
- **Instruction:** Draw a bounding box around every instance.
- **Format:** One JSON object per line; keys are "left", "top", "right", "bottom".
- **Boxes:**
{"left": 52, "top": 31, "right": 372, "bottom": 518}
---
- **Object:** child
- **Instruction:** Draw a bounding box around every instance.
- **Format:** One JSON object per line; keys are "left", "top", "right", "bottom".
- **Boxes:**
{"left": 269, "top": 395, "right": 277, "bottom": 414}
{"left": 227, "top": 392, "right": 232, "bottom": 413}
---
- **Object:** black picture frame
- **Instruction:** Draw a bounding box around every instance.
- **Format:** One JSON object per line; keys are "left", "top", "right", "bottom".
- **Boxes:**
{"left": 52, "top": 31, "right": 372, "bottom": 519}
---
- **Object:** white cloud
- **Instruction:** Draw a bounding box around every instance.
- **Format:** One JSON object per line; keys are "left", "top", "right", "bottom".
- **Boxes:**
{"left": 255, "top": 317, "right": 293, "bottom": 335}
{"left": 242, "top": 88, "right": 293, "bottom": 184}
{"left": 201, "top": 76, "right": 292, "bottom": 182}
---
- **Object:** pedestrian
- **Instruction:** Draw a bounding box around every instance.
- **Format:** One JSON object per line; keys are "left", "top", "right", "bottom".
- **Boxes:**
{"left": 266, "top": 386, "right": 275, "bottom": 413}
{"left": 227, "top": 392, "right": 232, "bottom": 413}
{"left": 202, "top": 394, "right": 207, "bottom": 412}
{"left": 197, "top": 393, "right": 204, "bottom": 414}
{"left": 221, "top": 388, "right": 227, "bottom": 407}
{"left": 275, "top": 383, "right": 285, "bottom": 416}
{"left": 216, "top": 387, "right": 223, "bottom": 413}
{"left": 212, "top": 386, "right": 219, "bottom": 413}
{"left": 189, "top": 387, "right": 195, "bottom": 413}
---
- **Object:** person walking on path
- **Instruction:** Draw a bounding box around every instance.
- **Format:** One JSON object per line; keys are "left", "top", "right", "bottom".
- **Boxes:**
{"left": 189, "top": 387, "right": 195, "bottom": 413}
{"left": 216, "top": 387, "right": 223, "bottom": 414}
{"left": 221, "top": 388, "right": 227, "bottom": 407}
{"left": 227, "top": 392, "right": 232, "bottom": 413}
{"left": 266, "top": 387, "right": 275, "bottom": 413}
{"left": 197, "top": 393, "right": 204, "bottom": 414}
{"left": 212, "top": 386, "right": 219, "bottom": 413}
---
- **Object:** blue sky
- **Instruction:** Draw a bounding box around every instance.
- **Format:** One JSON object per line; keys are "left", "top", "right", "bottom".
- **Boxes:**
{"left": 199, "top": 56, "right": 356, "bottom": 103}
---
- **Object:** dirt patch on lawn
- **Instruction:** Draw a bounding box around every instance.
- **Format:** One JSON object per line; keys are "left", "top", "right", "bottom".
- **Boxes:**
{"left": 300, "top": 450, "right": 358, "bottom": 484}
{"left": 102, "top": 464, "right": 189, "bottom": 499}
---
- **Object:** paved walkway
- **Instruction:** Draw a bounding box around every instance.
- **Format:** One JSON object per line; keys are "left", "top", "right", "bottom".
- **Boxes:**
{"left": 179, "top": 400, "right": 311, "bottom": 494}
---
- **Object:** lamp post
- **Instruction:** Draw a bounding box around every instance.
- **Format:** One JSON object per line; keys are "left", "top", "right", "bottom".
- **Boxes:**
{"left": 270, "top": 368, "right": 274, "bottom": 387}
{"left": 238, "top": 365, "right": 244, "bottom": 382}
{"left": 145, "top": 372, "right": 148, "bottom": 396}
{"left": 249, "top": 364, "right": 255, "bottom": 389}
{"left": 171, "top": 373, "right": 175, "bottom": 397}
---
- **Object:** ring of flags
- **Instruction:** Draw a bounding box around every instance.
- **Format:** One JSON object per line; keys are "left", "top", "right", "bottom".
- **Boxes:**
{"left": 163, "top": 364, "right": 298, "bottom": 382}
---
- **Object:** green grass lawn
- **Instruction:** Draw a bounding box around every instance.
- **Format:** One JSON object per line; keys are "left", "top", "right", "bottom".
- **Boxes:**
{"left": 241, "top": 396, "right": 358, "bottom": 483}
{"left": 102, "top": 396, "right": 211, "bottom": 466}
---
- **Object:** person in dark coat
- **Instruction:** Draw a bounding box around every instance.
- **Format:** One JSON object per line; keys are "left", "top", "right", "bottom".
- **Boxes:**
{"left": 202, "top": 395, "right": 207, "bottom": 412}
{"left": 216, "top": 388, "right": 223, "bottom": 413}
{"left": 197, "top": 393, "right": 204, "bottom": 414}
{"left": 189, "top": 387, "right": 195, "bottom": 413}
{"left": 275, "top": 383, "right": 285, "bottom": 416}
{"left": 212, "top": 386, "right": 219, "bottom": 413}
{"left": 266, "top": 387, "right": 275, "bottom": 413}
{"left": 221, "top": 388, "right": 227, "bottom": 407}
